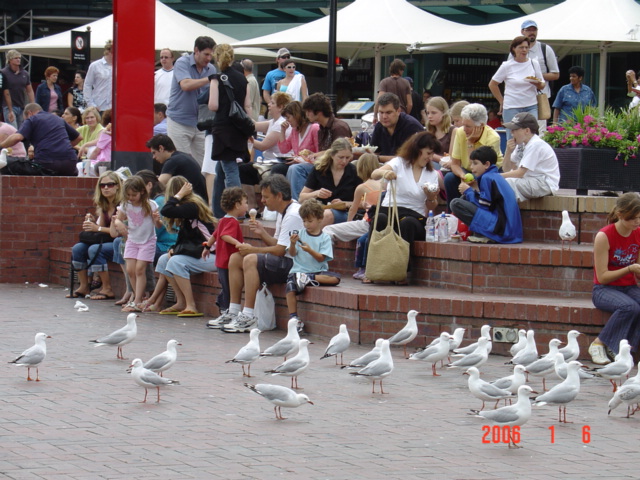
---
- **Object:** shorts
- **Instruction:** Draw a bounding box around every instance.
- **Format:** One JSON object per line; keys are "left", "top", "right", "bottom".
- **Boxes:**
{"left": 257, "top": 253, "right": 293, "bottom": 285}
{"left": 124, "top": 240, "right": 157, "bottom": 263}
{"left": 285, "top": 270, "right": 341, "bottom": 294}
{"left": 331, "top": 209, "right": 348, "bottom": 224}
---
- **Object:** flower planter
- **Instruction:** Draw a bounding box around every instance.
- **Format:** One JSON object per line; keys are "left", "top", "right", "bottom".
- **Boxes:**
{"left": 554, "top": 147, "right": 640, "bottom": 194}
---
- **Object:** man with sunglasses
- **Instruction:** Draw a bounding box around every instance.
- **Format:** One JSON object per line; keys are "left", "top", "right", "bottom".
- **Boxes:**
{"left": 154, "top": 48, "right": 175, "bottom": 106}
{"left": 262, "top": 48, "right": 298, "bottom": 107}
{"left": 0, "top": 103, "right": 81, "bottom": 175}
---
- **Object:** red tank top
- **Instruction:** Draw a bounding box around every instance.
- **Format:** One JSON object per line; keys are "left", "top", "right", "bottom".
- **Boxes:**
{"left": 594, "top": 223, "right": 640, "bottom": 286}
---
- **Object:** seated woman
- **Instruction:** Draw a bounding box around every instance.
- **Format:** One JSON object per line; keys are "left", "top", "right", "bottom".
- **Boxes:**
{"left": 88, "top": 110, "right": 112, "bottom": 174}
{"left": 590, "top": 193, "right": 640, "bottom": 365}
{"left": 251, "top": 91, "right": 292, "bottom": 164}
{"left": 275, "top": 60, "right": 309, "bottom": 102}
{"left": 76, "top": 107, "right": 104, "bottom": 159}
{"left": 423, "top": 96, "right": 456, "bottom": 169}
{"left": 365, "top": 131, "right": 444, "bottom": 283}
{"left": 443, "top": 103, "right": 503, "bottom": 211}
{"left": 67, "top": 170, "right": 122, "bottom": 300}
{"left": 153, "top": 176, "right": 216, "bottom": 317}
{"left": 270, "top": 100, "right": 320, "bottom": 178}
{"left": 298, "top": 138, "right": 362, "bottom": 228}
{"left": 62, "top": 106, "right": 83, "bottom": 130}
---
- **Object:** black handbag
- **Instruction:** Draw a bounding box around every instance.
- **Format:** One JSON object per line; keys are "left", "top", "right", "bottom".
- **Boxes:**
{"left": 173, "top": 242, "right": 205, "bottom": 259}
{"left": 220, "top": 74, "right": 255, "bottom": 137}
{"left": 196, "top": 87, "right": 216, "bottom": 131}
{"left": 79, "top": 231, "right": 113, "bottom": 245}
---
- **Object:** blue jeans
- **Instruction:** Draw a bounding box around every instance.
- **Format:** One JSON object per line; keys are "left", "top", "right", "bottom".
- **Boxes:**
{"left": 503, "top": 104, "right": 537, "bottom": 140}
{"left": 355, "top": 232, "right": 369, "bottom": 268}
{"left": 72, "top": 241, "right": 115, "bottom": 273}
{"left": 2, "top": 105, "right": 24, "bottom": 129}
{"left": 444, "top": 169, "right": 469, "bottom": 212}
{"left": 287, "top": 163, "right": 314, "bottom": 200}
{"left": 213, "top": 160, "right": 241, "bottom": 218}
{"left": 592, "top": 284, "right": 640, "bottom": 353}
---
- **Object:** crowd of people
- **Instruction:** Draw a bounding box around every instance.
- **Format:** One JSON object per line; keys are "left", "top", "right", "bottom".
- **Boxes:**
{"left": 1, "top": 19, "right": 638, "bottom": 365}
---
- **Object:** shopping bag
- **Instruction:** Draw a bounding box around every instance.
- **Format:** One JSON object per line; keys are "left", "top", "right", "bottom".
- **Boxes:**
{"left": 255, "top": 282, "right": 276, "bottom": 331}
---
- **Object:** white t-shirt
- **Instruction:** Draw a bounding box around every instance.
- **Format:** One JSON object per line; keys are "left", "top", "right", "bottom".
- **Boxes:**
{"left": 154, "top": 68, "right": 174, "bottom": 106}
{"left": 262, "top": 117, "right": 292, "bottom": 161}
{"left": 273, "top": 201, "right": 303, "bottom": 258}
{"left": 123, "top": 200, "right": 158, "bottom": 244}
{"left": 511, "top": 134, "right": 560, "bottom": 192}
{"left": 526, "top": 42, "right": 559, "bottom": 96}
{"left": 492, "top": 59, "right": 543, "bottom": 109}
{"left": 381, "top": 156, "right": 440, "bottom": 217}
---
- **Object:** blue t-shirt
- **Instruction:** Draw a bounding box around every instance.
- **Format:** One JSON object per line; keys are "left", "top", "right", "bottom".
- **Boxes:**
{"left": 18, "top": 111, "right": 79, "bottom": 165}
{"left": 167, "top": 53, "right": 216, "bottom": 127}
{"left": 552, "top": 83, "right": 596, "bottom": 123}
{"left": 154, "top": 195, "right": 178, "bottom": 253}
{"left": 290, "top": 228, "right": 333, "bottom": 274}
{"left": 261, "top": 68, "right": 299, "bottom": 94}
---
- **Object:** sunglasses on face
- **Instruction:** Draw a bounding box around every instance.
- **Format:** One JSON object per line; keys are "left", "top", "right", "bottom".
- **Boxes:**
{"left": 279, "top": 55, "right": 291, "bottom": 59}
{"left": 286, "top": 65, "right": 296, "bottom": 69}
{"left": 100, "top": 182, "right": 117, "bottom": 188}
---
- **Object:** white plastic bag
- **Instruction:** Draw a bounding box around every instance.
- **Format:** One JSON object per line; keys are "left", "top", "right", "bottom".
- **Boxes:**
{"left": 255, "top": 282, "right": 276, "bottom": 331}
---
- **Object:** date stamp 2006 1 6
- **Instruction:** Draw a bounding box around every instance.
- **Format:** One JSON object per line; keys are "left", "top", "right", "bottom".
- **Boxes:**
{"left": 481, "top": 425, "right": 592, "bottom": 445}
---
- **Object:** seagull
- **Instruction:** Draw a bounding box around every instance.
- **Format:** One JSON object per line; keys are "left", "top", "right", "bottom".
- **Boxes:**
{"left": 387, "top": 309, "right": 419, "bottom": 358}
{"left": 350, "top": 339, "right": 394, "bottom": 394}
{"left": 533, "top": 360, "right": 583, "bottom": 423}
{"left": 320, "top": 324, "right": 350, "bottom": 365}
{"left": 627, "top": 24, "right": 640, "bottom": 40}
{"left": 129, "top": 358, "right": 179, "bottom": 403}
{"left": 447, "top": 337, "right": 489, "bottom": 370}
{"left": 554, "top": 353, "right": 595, "bottom": 381}
{"left": 559, "top": 210, "right": 576, "bottom": 249}
{"left": 143, "top": 339, "right": 181, "bottom": 376}
{"left": 623, "top": 361, "right": 640, "bottom": 387}
{"left": 261, "top": 318, "right": 300, "bottom": 360}
{"left": 615, "top": 339, "right": 630, "bottom": 362}
{"left": 426, "top": 327, "right": 465, "bottom": 364}
{"left": 244, "top": 383, "right": 314, "bottom": 420}
{"left": 264, "top": 339, "right": 310, "bottom": 389}
{"left": 507, "top": 329, "right": 538, "bottom": 367}
{"left": 524, "top": 338, "right": 563, "bottom": 391}
{"left": 593, "top": 342, "right": 634, "bottom": 392}
{"left": 342, "top": 338, "right": 384, "bottom": 370}
{"left": 0, "top": 148, "right": 10, "bottom": 169}
{"left": 465, "top": 367, "right": 514, "bottom": 410}
{"left": 454, "top": 325, "right": 491, "bottom": 355}
{"left": 470, "top": 385, "right": 538, "bottom": 449}
{"left": 608, "top": 384, "right": 640, "bottom": 418}
{"left": 509, "top": 330, "right": 527, "bottom": 357}
{"left": 559, "top": 330, "right": 581, "bottom": 361}
{"left": 90, "top": 313, "right": 138, "bottom": 359}
{"left": 9, "top": 332, "right": 51, "bottom": 381}
{"left": 226, "top": 328, "right": 261, "bottom": 377}
{"left": 409, "top": 332, "right": 451, "bottom": 376}
{"left": 490, "top": 364, "right": 527, "bottom": 398}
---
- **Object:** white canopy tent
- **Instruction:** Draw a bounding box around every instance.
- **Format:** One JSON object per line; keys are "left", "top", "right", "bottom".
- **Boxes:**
{"left": 234, "top": 0, "right": 464, "bottom": 90}
{"left": 0, "top": 1, "right": 324, "bottom": 67}
{"left": 408, "top": 0, "right": 640, "bottom": 112}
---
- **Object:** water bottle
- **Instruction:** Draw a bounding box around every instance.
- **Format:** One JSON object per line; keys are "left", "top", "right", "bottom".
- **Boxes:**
{"left": 437, "top": 213, "right": 449, "bottom": 243}
{"left": 425, "top": 210, "right": 436, "bottom": 242}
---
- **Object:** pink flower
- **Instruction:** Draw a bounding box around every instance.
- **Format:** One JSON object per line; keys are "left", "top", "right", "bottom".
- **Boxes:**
{"left": 584, "top": 115, "right": 594, "bottom": 124}
{"left": 571, "top": 140, "right": 578, "bottom": 147}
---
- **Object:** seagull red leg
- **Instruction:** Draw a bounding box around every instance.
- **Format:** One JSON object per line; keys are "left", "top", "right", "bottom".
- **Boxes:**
{"left": 141, "top": 388, "right": 148, "bottom": 403}
{"left": 35, "top": 367, "right": 40, "bottom": 382}
{"left": 156, "top": 387, "right": 161, "bottom": 403}
{"left": 26, "top": 367, "right": 32, "bottom": 381}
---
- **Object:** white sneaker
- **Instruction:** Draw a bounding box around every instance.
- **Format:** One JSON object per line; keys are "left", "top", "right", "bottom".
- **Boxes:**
{"left": 207, "top": 310, "right": 236, "bottom": 329}
{"left": 588, "top": 341, "right": 610, "bottom": 365}
{"left": 222, "top": 312, "right": 257, "bottom": 333}
{"left": 295, "top": 273, "right": 319, "bottom": 292}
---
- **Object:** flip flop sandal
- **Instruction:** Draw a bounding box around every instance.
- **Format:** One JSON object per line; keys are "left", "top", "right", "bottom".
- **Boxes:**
{"left": 159, "top": 307, "right": 182, "bottom": 315}
{"left": 89, "top": 293, "right": 116, "bottom": 300}
{"left": 177, "top": 310, "right": 203, "bottom": 317}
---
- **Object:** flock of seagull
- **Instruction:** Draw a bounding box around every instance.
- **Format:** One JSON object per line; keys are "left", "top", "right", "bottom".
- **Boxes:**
{"left": 8, "top": 306, "right": 640, "bottom": 440}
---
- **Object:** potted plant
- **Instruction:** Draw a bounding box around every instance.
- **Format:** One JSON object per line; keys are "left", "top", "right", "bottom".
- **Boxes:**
{"left": 543, "top": 106, "right": 640, "bottom": 193}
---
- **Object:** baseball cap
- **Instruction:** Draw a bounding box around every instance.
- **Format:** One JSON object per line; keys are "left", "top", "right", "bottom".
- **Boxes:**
{"left": 405, "top": 76, "right": 414, "bottom": 86}
{"left": 521, "top": 19, "right": 538, "bottom": 29}
{"left": 277, "top": 48, "right": 290, "bottom": 58}
{"left": 504, "top": 112, "right": 538, "bottom": 130}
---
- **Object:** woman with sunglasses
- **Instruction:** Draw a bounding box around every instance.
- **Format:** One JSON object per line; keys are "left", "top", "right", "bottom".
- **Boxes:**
{"left": 275, "top": 60, "right": 308, "bottom": 102}
{"left": 67, "top": 171, "right": 123, "bottom": 300}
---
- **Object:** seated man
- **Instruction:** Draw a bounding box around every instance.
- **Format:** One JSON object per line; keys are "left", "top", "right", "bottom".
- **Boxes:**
{"left": 451, "top": 146, "right": 522, "bottom": 244}
{"left": 153, "top": 103, "right": 168, "bottom": 135}
{"left": 501, "top": 112, "right": 560, "bottom": 202}
{"left": 0, "top": 103, "right": 81, "bottom": 175}
{"left": 207, "top": 174, "right": 303, "bottom": 333}
{"left": 146, "top": 134, "right": 208, "bottom": 202}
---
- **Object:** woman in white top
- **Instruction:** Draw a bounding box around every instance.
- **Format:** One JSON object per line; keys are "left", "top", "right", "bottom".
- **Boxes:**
{"left": 251, "top": 91, "right": 293, "bottom": 162}
{"left": 364, "top": 132, "right": 444, "bottom": 282}
{"left": 275, "top": 60, "right": 308, "bottom": 102}
{"left": 489, "top": 35, "right": 545, "bottom": 140}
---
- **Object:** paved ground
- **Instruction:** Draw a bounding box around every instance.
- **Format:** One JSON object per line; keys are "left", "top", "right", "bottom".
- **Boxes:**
{"left": 1, "top": 283, "right": 638, "bottom": 480}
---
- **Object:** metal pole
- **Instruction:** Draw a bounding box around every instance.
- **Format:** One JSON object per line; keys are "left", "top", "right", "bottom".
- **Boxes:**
{"left": 327, "top": 0, "right": 337, "bottom": 109}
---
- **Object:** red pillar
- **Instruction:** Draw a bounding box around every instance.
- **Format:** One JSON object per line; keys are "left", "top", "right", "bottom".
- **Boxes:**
{"left": 112, "top": 0, "right": 155, "bottom": 172}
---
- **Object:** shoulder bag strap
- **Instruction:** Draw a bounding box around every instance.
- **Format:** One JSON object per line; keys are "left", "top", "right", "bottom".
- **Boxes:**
{"left": 388, "top": 179, "right": 402, "bottom": 234}
{"left": 370, "top": 177, "right": 386, "bottom": 234}
{"left": 220, "top": 74, "right": 236, "bottom": 104}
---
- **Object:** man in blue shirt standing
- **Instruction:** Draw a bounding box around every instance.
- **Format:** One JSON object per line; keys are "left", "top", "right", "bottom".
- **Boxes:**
{"left": 262, "top": 48, "right": 296, "bottom": 106}
{"left": 552, "top": 66, "right": 597, "bottom": 124}
{"left": 166, "top": 36, "right": 216, "bottom": 166}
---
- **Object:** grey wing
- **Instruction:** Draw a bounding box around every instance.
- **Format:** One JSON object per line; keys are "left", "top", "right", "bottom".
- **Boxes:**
{"left": 538, "top": 384, "right": 579, "bottom": 404}
{"left": 359, "top": 360, "right": 393, "bottom": 377}
{"left": 143, "top": 353, "right": 171, "bottom": 371}
{"left": 480, "top": 383, "right": 511, "bottom": 397}
{"left": 452, "top": 353, "right": 482, "bottom": 367}
{"left": 481, "top": 406, "right": 520, "bottom": 423}
{"left": 235, "top": 345, "right": 260, "bottom": 363}
{"left": 350, "top": 351, "right": 380, "bottom": 366}
{"left": 388, "top": 329, "right": 411, "bottom": 344}
{"left": 619, "top": 386, "right": 640, "bottom": 402}
{"left": 276, "top": 358, "right": 308, "bottom": 374}
{"left": 256, "top": 384, "right": 295, "bottom": 402}
{"left": 96, "top": 327, "right": 130, "bottom": 345}
{"left": 264, "top": 340, "right": 292, "bottom": 357}
{"left": 596, "top": 362, "right": 627, "bottom": 376}
{"left": 139, "top": 369, "right": 172, "bottom": 386}
{"left": 491, "top": 377, "right": 512, "bottom": 390}
{"left": 13, "top": 346, "right": 45, "bottom": 366}
{"left": 327, "top": 338, "right": 349, "bottom": 355}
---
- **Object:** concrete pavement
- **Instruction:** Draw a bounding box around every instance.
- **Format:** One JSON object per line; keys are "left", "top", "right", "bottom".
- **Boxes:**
{"left": 1, "top": 283, "right": 637, "bottom": 479}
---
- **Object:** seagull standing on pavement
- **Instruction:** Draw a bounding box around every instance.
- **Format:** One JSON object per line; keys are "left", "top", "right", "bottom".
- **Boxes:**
{"left": 554, "top": 353, "right": 595, "bottom": 381}
{"left": 507, "top": 329, "right": 538, "bottom": 367}
{"left": 454, "top": 325, "right": 491, "bottom": 355}
{"left": 559, "top": 210, "right": 576, "bottom": 249}
{"left": 559, "top": 330, "right": 581, "bottom": 361}
{"left": 509, "top": 330, "right": 527, "bottom": 357}
{"left": 227, "top": 328, "right": 261, "bottom": 377}
{"left": 9, "top": 332, "right": 51, "bottom": 381}
{"left": 244, "top": 383, "right": 314, "bottom": 420}
{"left": 524, "top": 338, "right": 563, "bottom": 391}
{"left": 470, "top": 385, "right": 538, "bottom": 449}
{"left": 409, "top": 332, "right": 451, "bottom": 376}
{"left": 465, "top": 367, "right": 514, "bottom": 410}
{"left": 533, "top": 361, "right": 583, "bottom": 423}
{"left": 143, "top": 339, "right": 181, "bottom": 376}
{"left": 320, "top": 324, "right": 350, "bottom": 365}
{"left": 490, "top": 364, "right": 527, "bottom": 397}
{"left": 608, "top": 384, "right": 640, "bottom": 418}
{"left": 90, "top": 313, "right": 138, "bottom": 359}
{"left": 593, "top": 342, "right": 634, "bottom": 392}
{"left": 129, "top": 358, "right": 179, "bottom": 403}
{"left": 265, "top": 339, "right": 311, "bottom": 389}
{"left": 387, "top": 310, "right": 419, "bottom": 358}
{"left": 342, "top": 338, "right": 384, "bottom": 370}
{"left": 447, "top": 337, "right": 489, "bottom": 370}
{"left": 350, "top": 339, "right": 394, "bottom": 393}
{"left": 261, "top": 318, "right": 299, "bottom": 360}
